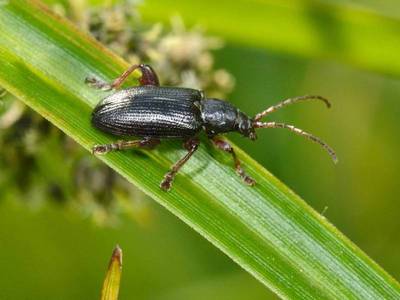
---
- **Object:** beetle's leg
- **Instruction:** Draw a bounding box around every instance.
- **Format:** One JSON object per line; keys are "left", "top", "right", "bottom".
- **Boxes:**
{"left": 160, "top": 138, "right": 200, "bottom": 191}
{"left": 92, "top": 138, "right": 160, "bottom": 155}
{"left": 211, "top": 137, "right": 255, "bottom": 186}
{"left": 111, "top": 64, "right": 159, "bottom": 88}
{"left": 85, "top": 64, "right": 160, "bottom": 91}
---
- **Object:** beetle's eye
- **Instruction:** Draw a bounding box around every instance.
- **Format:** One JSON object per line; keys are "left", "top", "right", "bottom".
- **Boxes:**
{"left": 239, "top": 119, "right": 251, "bottom": 132}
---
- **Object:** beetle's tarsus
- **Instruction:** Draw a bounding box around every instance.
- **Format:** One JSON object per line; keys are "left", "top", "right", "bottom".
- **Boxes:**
{"left": 160, "top": 174, "right": 173, "bottom": 191}
{"left": 238, "top": 170, "right": 256, "bottom": 186}
{"left": 85, "top": 76, "right": 113, "bottom": 91}
{"left": 236, "top": 166, "right": 255, "bottom": 186}
{"left": 92, "top": 138, "right": 160, "bottom": 155}
{"left": 92, "top": 144, "right": 111, "bottom": 155}
{"left": 245, "top": 177, "right": 256, "bottom": 186}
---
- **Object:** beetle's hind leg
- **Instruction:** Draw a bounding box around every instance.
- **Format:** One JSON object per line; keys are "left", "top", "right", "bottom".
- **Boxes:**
{"left": 92, "top": 138, "right": 160, "bottom": 154}
{"left": 160, "top": 138, "right": 200, "bottom": 191}
{"left": 211, "top": 137, "right": 255, "bottom": 186}
{"left": 85, "top": 64, "right": 159, "bottom": 91}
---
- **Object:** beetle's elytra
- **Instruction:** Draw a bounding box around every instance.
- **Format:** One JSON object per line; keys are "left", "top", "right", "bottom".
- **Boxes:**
{"left": 87, "top": 64, "right": 337, "bottom": 191}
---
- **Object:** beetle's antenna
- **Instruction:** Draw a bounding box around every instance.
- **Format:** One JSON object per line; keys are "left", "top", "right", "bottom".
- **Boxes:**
{"left": 254, "top": 121, "right": 338, "bottom": 163}
{"left": 253, "top": 95, "right": 331, "bottom": 122}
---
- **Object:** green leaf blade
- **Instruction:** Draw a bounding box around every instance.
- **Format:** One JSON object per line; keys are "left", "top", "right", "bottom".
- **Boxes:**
{"left": 0, "top": 1, "right": 399, "bottom": 299}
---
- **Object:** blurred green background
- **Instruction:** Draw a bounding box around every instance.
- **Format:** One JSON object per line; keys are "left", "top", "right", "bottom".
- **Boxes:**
{"left": 1, "top": 0, "right": 400, "bottom": 299}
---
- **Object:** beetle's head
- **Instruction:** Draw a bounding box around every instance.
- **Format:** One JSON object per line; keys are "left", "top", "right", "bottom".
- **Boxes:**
{"left": 235, "top": 111, "right": 257, "bottom": 140}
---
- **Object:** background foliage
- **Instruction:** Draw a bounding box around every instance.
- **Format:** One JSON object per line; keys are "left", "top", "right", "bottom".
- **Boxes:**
{"left": 1, "top": 0, "right": 400, "bottom": 299}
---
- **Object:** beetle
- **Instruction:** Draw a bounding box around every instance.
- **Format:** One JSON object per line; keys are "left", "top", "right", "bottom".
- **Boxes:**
{"left": 86, "top": 64, "right": 337, "bottom": 191}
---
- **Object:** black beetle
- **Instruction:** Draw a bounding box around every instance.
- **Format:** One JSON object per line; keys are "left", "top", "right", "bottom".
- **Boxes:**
{"left": 87, "top": 64, "right": 337, "bottom": 190}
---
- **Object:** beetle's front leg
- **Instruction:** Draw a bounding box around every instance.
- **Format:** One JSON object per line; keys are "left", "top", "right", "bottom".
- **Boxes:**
{"left": 92, "top": 138, "right": 160, "bottom": 154}
{"left": 211, "top": 137, "right": 255, "bottom": 186}
{"left": 85, "top": 64, "right": 160, "bottom": 91}
{"left": 160, "top": 138, "right": 200, "bottom": 191}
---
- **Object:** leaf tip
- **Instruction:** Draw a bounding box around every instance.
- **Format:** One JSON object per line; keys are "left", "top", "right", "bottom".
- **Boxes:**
{"left": 101, "top": 245, "right": 123, "bottom": 300}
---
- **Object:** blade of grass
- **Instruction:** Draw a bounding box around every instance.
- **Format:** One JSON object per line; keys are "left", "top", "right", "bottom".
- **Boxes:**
{"left": 139, "top": 0, "right": 400, "bottom": 77}
{"left": 101, "top": 246, "right": 122, "bottom": 300}
{"left": 0, "top": 1, "right": 399, "bottom": 299}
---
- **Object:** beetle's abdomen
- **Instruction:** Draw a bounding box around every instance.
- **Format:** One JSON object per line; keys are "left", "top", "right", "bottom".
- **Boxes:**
{"left": 92, "top": 86, "right": 203, "bottom": 138}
